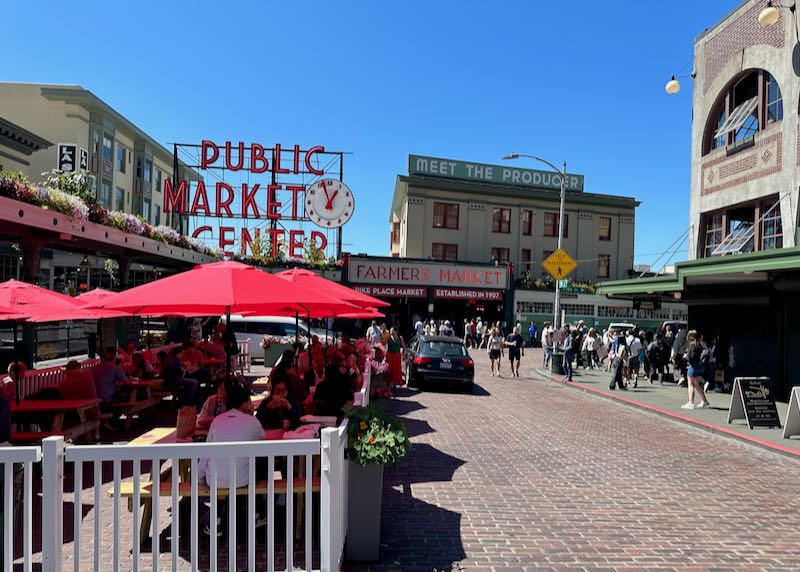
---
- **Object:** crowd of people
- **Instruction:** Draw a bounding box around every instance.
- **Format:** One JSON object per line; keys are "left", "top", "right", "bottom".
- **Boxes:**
{"left": 539, "top": 320, "right": 733, "bottom": 410}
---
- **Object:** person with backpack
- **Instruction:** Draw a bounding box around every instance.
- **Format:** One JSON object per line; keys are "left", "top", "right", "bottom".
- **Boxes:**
{"left": 647, "top": 332, "right": 664, "bottom": 384}
{"left": 682, "top": 330, "right": 710, "bottom": 409}
{"left": 609, "top": 335, "right": 629, "bottom": 390}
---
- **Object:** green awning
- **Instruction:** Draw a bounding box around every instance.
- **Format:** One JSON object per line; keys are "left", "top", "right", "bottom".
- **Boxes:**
{"left": 598, "top": 247, "right": 800, "bottom": 297}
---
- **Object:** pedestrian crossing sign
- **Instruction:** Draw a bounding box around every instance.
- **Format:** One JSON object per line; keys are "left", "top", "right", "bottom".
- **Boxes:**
{"left": 542, "top": 248, "right": 577, "bottom": 281}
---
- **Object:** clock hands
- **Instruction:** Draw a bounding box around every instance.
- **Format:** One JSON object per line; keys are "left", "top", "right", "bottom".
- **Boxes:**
{"left": 326, "top": 190, "right": 339, "bottom": 210}
{"left": 320, "top": 180, "right": 331, "bottom": 208}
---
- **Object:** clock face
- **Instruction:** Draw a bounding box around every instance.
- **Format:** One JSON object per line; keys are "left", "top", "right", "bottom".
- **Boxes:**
{"left": 305, "top": 179, "right": 355, "bottom": 229}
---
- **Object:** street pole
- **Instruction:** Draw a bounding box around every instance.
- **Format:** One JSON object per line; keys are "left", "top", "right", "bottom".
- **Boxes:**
{"left": 554, "top": 160, "right": 566, "bottom": 330}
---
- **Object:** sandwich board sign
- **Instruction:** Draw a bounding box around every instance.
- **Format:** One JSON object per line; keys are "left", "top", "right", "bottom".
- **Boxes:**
{"left": 542, "top": 248, "right": 577, "bottom": 281}
{"left": 782, "top": 386, "right": 800, "bottom": 439}
{"left": 727, "top": 377, "right": 782, "bottom": 429}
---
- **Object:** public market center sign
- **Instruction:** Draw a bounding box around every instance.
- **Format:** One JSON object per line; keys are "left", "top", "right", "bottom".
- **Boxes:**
{"left": 409, "top": 154, "right": 584, "bottom": 192}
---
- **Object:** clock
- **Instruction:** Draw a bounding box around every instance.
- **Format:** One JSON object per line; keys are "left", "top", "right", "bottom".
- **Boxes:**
{"left": 305, "top": 179, "right": 355, "bottom": 228}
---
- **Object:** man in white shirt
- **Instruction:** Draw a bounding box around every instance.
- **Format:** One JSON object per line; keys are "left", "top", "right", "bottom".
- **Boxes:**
{"left": 414, "top": 318, "right": 425, "bottom": 337}
{"left": 365, "top": 321, "right": 381, "bottom": 345}
{"left": 627, "top": 331, "right": 643, "bottom": 387}
{"left": 541, "top": 322, "right": 554, "bottom": 367}
{"left": 199, "top": 383, "right": 264, "bottom": 489}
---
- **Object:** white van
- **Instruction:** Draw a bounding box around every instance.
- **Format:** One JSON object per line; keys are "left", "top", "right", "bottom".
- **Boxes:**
{"left": 224, "top": 315, "right": 329, "bottom": 363}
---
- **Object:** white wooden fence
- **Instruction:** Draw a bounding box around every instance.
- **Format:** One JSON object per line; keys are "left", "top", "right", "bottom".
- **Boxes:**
{"left": 3, "top": 429, "right": 350, "bottom": 572}
{"left": 0, "top": 445, "right": 41, "bottom": 572}
{"left": 21, "top": 358, "right": 100, "bottom": 399}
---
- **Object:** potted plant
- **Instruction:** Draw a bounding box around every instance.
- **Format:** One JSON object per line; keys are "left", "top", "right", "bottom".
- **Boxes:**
{"left": 345, "top": 404, "right": 410, "bottom": 561}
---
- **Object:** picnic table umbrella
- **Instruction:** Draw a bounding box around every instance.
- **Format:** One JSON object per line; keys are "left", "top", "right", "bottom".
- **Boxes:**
{"left": 0, "top": 280, "right": 86, "bottom": 403}
{"left": 85, "top": 261, "right": 359, "bottom": 377}
{"left": 277, "top": 268, "right": 390, "bottom": 351}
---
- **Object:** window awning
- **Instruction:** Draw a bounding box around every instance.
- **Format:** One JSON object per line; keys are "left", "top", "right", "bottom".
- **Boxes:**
{"left": 714, "top": 96, "right": 758, "bottom": 139}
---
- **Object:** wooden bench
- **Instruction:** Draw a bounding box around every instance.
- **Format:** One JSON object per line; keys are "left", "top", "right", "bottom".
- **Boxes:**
{"left": 104, "top": 396, "right": 162, "bottom": 429}
{"left": 111, "top": 476, "right": 321, "bottom": 544}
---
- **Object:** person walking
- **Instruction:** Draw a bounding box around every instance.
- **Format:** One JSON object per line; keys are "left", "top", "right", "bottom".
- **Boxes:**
{"left": 583, "top": 328, "right": 599, "bottom": 369}
{"left": 468, "top": 319, "right": 477, "bottom": 348}
{"left": 609, "top": 335, "right": 629, "bottom": 390}
{"left": 627, "top": 330, "right": 643, "bottom": 388}
{"left": 561, "top": 326, "right": 576, "bottom": 382}
{"left": 682, "top": 330, "right": 710, "bottom": 409}
{"left": 487, "top": 327, "right": 504, "bottom": 377}
{"left": 505, "top": 326, "right": 525, "bottom": 377}
{"left": 528, "top": 321, "right": 537, "bottom": 348}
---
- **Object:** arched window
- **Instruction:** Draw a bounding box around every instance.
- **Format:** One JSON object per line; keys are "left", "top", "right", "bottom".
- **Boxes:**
{"left": 703, "top": 70, "right": 783, "bottom": 155}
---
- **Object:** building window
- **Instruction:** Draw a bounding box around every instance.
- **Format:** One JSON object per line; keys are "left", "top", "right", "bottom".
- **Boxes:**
{"left": 143, "top": 198, "right": 151, "bottom": 222}
{"left": 761, "top": 199, "right": 783, "bottom": 250}
{"left": 543, "top": 212, "right": 568, "bottom": 238}
{"left": 102, "top": 135, "right": 113, "bottom": 162}
{"left": 116, "top": 145, "right": 126, "bottom": 173}
{"left": 704, "top": 213, "right": 723, "bottom": 257}
{"left": 153, "top": 169, "right": 162, "bottom": 194}
{"left": 521, "top": 248, "right": 531, "bottom": 270}
{"left": 391, "top": 221, "right": 400, "bottom": 245}
{"left": 115, "top": 187, "right": 126, "bottom": 210}
{"left": 492, "top": 208, "right": 511, "bottom": 233}
{"left": 598, "top": 254, "right": 610, "bottom": 278}
{"left": 491, "top": 247, "right": 509, "bottom": 263}
{"left": 516, "top": 301, "right": 554, "bottom": 314}
{"left": 704, "top": 70, "right": 783, "bottom": 154}
{"left": 766, "top": 73, "right": 783, "bottom": 125}
{"left": 154, "top": 205, "right": 161, "bottom": 225}
{"left": 432, "top": 243, "right": 458, "bottom": 261}
{"left": 433, "top": 202, "right": 459, "bottom": 229}
{"left": 543, "top": 250, "right": 554, "bottom": 263}
{"left": 599, "top": 216, "right": 611, "bottom": 241}
{"left": 143, "top": 159, "right": 152, "bottom": 183}
{"left": 522, "top": 210, "right": 533, "bottom": 235}
{"left": 99, "top": 182, "right": 111, "bottom": 207}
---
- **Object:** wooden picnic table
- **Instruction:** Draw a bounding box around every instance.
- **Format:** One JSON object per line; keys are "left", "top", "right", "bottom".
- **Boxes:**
{"left": 107, "top": 378, "right": 164, "bottom": 429}
{"left": 10, "top": 398, "right": 101, "bottom": 443}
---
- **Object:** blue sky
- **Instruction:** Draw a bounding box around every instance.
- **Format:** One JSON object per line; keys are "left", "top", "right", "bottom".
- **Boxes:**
{"left": 4, "top": 1, "right": 736, "bottom": 269}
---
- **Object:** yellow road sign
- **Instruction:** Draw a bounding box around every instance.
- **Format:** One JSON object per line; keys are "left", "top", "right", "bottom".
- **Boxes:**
{"left": 542, "top": 248, "right": 577, "bottom": 280}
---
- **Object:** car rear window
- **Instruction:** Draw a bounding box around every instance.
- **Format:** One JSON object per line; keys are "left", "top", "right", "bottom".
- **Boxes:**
{"left": 422, "top": 342, "right": 467, "bottom": 357}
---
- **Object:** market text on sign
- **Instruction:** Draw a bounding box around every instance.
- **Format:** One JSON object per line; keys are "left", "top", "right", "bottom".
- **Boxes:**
{"left": 162, "top": 140, "right": 336, "bottom": 256}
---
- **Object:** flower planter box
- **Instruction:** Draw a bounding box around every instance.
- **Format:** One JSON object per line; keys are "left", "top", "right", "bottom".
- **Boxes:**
{"left": 346, "top": 461, "right": 384, "bottom": 561}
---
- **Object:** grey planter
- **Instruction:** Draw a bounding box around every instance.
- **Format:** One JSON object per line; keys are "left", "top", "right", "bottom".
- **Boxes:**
{"left": 346, "top": 461, "right": 384, "bottom": 561}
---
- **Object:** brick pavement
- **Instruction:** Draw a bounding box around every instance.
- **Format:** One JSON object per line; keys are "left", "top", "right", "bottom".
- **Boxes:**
{"left": 346, "top": 347, "right": 800, "bottom": 571}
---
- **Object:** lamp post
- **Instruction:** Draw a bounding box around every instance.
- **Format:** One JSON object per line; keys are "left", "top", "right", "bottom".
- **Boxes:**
{"left": 502, "top": 152, "right": 567, "bottom": 329}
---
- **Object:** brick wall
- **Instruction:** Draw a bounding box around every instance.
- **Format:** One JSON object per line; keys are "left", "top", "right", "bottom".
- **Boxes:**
{"left": 700, "top": 130, "right": 782, "bottom": 196}
{"left": 703, "top": 1, "right": 784, "bottom": 93}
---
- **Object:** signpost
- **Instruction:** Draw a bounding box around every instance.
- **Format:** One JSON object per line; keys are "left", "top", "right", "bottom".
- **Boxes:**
{"left": 542, "top": 248, "right": 577, "bottom": 281}
{"left": 782, "top": 386, "right": 800, "bottom": 439}
{"left": 727, "top": 377, "right": 782, "bottom": 429}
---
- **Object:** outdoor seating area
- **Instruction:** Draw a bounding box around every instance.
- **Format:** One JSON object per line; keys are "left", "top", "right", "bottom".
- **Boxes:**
{"left": 0, "top": 261, "right": 391, "bottom": 571}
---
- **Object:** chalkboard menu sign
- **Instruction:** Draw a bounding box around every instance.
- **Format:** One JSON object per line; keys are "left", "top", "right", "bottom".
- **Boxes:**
{"left": 727, "top": 377, "right": 782, "bottom": 429}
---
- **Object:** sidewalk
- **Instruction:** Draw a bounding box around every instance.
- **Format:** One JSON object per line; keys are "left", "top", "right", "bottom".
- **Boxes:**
{"left": 531, "top": 359, "right": 800, "bottom": 459}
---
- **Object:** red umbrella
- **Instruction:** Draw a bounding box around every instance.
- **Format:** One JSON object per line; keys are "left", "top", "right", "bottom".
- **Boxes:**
{"left": 75, "top": 288, "right": 117, "bottom": 303}
{"left": 0, "top": 280, "right": 83, "bottom": 318}
{"left": 86, "top": 261, "right": 358, "bottom": 316}
{"left": 336, "top": 307, "right": 385, "bottom": 319}
{"left": 276, "top": 268, "right": 390, "bottom": 309}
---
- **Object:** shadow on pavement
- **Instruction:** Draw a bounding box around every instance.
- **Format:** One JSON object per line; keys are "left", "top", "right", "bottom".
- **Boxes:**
{"left": 384, "top": 443, "right": 465, "bottom": 487}
{"left": 396, "top": 417, "right": 435, "bottom": 439}
{"left": 344, "top": 444, "right": 467, "bottom": 571}
{"left": 387, "top": 399, "right": 426, "bottom": 417}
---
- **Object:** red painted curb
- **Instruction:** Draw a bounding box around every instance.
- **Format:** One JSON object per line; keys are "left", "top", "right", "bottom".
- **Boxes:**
{"left": 536, "top": 370, "right": 800, "bottom": 459}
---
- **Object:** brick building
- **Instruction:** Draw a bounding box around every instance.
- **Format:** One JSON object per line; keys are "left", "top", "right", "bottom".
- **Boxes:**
{"left": 601, "top": 0, "right": 800, "bottom": 399}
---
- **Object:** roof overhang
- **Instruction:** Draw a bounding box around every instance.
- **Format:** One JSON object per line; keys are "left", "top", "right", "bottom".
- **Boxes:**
{"left": 0, "top": 117, "right": 52, "bottom": 156}
{"left": 598, "top": 248, "right": 800, "bottom": 299}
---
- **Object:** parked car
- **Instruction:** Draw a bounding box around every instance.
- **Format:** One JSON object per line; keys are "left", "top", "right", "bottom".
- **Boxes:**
{"left": 224, "top": 315, "right": 329, "bottom": 363}
{"left": 404, "top": 335, "right": 474, "bottom": 391}
{"left": 608, "top": 322, "right": 635, "bottom": 334}
{"left": 661, "top": 320, "right": 688, "bottom": 334}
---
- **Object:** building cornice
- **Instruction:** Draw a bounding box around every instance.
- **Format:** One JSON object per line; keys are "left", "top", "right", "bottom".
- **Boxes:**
{"left": 0, "top": 116, "right": 52, "bottom": 156}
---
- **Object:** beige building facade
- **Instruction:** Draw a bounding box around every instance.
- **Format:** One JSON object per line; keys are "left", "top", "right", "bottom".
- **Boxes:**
{"left": 390, "top": 155, "right": 639, "bottom": 283}
{"left": 0, "top": 82, "right": 195, "bottom": 229}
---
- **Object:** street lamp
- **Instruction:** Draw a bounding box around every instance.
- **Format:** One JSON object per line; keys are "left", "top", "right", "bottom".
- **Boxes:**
{"left": 502, "top": 152, "right": 568, "bottom": 330}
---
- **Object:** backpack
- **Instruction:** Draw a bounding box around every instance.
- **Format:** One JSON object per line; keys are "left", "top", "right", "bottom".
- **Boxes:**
{"left": 699, "top": 348, "right": 711, "bottom": 369}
